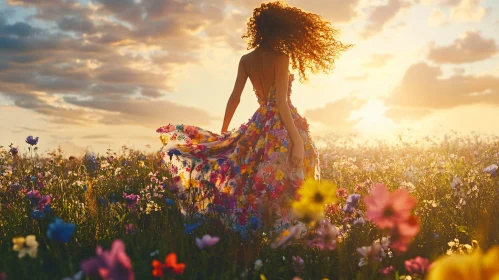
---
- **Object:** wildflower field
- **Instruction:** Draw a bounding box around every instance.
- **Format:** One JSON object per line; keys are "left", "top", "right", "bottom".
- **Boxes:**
{"left": 1, "top": 133, "right": 499, "bottom": 280}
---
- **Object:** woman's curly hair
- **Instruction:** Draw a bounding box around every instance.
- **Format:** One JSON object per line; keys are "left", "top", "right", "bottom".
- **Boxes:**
{"left": 242, "top": 1, "right": 352, "bottom": 81}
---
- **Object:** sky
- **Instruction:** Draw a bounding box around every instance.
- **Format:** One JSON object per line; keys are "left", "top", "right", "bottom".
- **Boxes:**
{"left": 0, "top": 0, "right": 498, "bottom": 155}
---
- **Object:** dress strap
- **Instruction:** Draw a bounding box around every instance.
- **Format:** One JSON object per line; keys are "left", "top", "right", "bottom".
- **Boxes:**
{"left": 259, "top": 50, "right": 267, "bottom": 101}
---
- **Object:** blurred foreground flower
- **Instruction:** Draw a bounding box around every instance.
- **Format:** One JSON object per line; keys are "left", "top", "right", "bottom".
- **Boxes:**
{"left": 364, "top": 183, "right": 416, "bottom": 229}
{"left": 152, "top": 253, "right": 185, "bottom": 277}
{"left": 364, "top": 183, "right": 420, "bottom": 253}
{"left": 404, "top": 256, "right": 430, "bottom": 276}
{"left": 427, "top": 245, "right": 499, "bottom": 280}
{"left": 12, "top": 235, "right": 38, "bottom": 258}
{"left": 293, "top": 179, "right": 337, "bottom": 222}
{"left": 270, "top": 224, "right": 302, "bottom": 248}
{"left": 47, "top": 217, "right": 76, "bottom": 243}
{"left": 195, "top": 234, "right": 220, "bottom": 249}
{"left": 80, "top": 239, "right": 134, "bottom": 280}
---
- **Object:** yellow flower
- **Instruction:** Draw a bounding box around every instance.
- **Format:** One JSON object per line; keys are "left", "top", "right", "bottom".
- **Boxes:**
{"left": 138, "top": 160, "right": 145, "bottom": 168}
{"left": 260, "top": 274, "right": 267, "bottom": 280}
{"left": 12, "top": 235, "right": 38, "bottom": 258}
{"left": 297, "top": 179, "right": 337, "bottom": 206}
{"left": 159, "top": 134, "right": 169, "bottom": 145}
{"left": 275, "top": 169, "right": 284, "bottom": 180}
{"left": 427, "top": 245, "right": 499, "bottom": 280}
{"left": 292, "top": 199, "right": 325, "bottom": 222}
{"left": 279, "top": 146, "right": 287, "bottom": 153}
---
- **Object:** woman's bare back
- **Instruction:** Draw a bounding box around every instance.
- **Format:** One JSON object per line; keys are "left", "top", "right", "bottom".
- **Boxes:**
{"left": 241, "top": 48, "right": 281, "bottom": 102}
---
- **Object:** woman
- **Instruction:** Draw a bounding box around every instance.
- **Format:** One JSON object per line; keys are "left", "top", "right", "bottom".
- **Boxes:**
{"left": 157, "top": 2, "right": 351, "bottom": 233}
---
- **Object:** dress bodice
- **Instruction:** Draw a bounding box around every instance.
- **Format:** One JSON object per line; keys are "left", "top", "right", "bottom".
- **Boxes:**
{"left": 253, "top": 72, "right": 295, "bottom": 107}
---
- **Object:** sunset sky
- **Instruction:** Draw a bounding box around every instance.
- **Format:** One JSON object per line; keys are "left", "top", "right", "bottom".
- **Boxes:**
{"left": 1, "top": 0, "right": 499, "bottom": 155}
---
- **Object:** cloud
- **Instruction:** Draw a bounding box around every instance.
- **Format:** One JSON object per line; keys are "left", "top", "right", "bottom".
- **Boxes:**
{"left": 361, "top": 0, "right": 411, "bottom": 39}
{"left": 289, "top": 0, "right": 361, "bottom": 23}
{"left": 428, "top": 8, "right": 447, "bottom": 26}
{"left": 0, "top": 0, "right": 234, "bottom": 128}
{"left": 304, "top": 97, "right": 366, "bottom": 129}
{"left": 386, "top": 62, "right": 499, "bottom": 111}
{"left": 428, "top": 31, "right": 498, "bottom": 64}
{"left": 419, "top": 0, "right": 487, "bottom": 23}
{"left": 364, "top": 54, "right": 393, "bottom": 68}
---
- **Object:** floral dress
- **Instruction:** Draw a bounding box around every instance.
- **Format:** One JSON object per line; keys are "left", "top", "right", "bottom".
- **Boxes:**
{"left": 157, "top": 69, "right": 320, "bottom": 234}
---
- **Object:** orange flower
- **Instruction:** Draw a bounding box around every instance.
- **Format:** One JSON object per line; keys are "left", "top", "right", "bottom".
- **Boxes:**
{"left": 152, "top": 253, "right": 186, "bottom": 277}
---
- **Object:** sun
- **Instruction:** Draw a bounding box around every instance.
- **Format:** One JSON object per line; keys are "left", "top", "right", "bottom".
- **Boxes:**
{"left": 351, "top": 100, "right": 396, "bottom": 135}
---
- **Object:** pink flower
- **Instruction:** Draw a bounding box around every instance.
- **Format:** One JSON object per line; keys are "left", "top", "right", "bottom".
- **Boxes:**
{"left": 404, "top": 256, "right": 430, "bottom": 275}
{"left": 336, "top": 188, "right": 347, "bottom": 198}
{"left": 195, "top": 235, "right": 220, "bottom": 249}
{"left": 310, "top": 221, "right": 339, "bottom": 251}
{"left": 80, "top": 240, "right": 135, "bottom": 280}
{"left": 390, "top": 215, "right": 420, "bottom": 253}
{"left": 156, "top": 124, "right": 176, "bottom": 133}
{"left": 364, "top": 183, "right": 417, "bottom": 229}
{"left": 184, "top": 125, "right": 198, "bottom": 138}
{"left": 380, "top": 265, "right": 395, "bottom": 275}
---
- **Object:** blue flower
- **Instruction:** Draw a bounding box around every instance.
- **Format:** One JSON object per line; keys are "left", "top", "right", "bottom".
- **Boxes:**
{"left": 167, "top": 149, "right": 182, "bottom": 160}
{"left": 30, "top": 176, "right": 37, "bottom": 183}
{"left": 249, "top": 216, "right": 261, "bottom": 230}
{"left": 99, "top": 196, "right": 107, "bottom": 205}
{"left": 433, "top": 232, "right": 439, "bottom": 239}
{"left": 83, "top": 185, "right": 87, "bottom": 192}
{"left": 26, "top": 136, "right": 39, "bottom": 146}
{"left": 184, "top": 222, "right": 202, "bottom": 234}
{"left": 84, "top": 153, "right": 98, "bottom": 173}
{"left": 165, "top": 198, "right": 174, "bottom": 207}
{"left": 43, "top": 204, "right": 51, "bottom": 214}
{"left": 47, "top": 217, "right": 76, "bottom": 243}
{"left": 30, "top": 210, "right": 44, "bottom": 220}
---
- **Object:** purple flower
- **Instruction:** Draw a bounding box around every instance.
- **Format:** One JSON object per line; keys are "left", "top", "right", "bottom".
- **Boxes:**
{"left": 195, "top": 234, "right": 220, "bottom": 249}
{"left": 310, "top": 221, "right": 339, "bottom": 251}
{"left": 26, "top": 190, "right": 41, "bottom": 205}
{"left": 122, "top": 193, "right": 140, "bottom": 210}
{"left": 9, "top": 147, "right": 18, "bottom": 156}
{"left": 47, "top": 217, "right": 76, "bottom": 243}
{"left": 80, "top": 240, "right": 135, "bottom": 280}
{"left": 353, "top": 217, "right": 366, "bottom": 227}
{"left": 26, "top": 136, "right": 39, "bottom": 146}
{"left": 346, "top": 194, "right": 361, "bottom": 207}
{"left": 292, "top": 256, "right": 305, "bottom": 274}
{"left": 342, "top": 203, "right": 354, "bottom": 213}
{"left": 484, "top": 164, "right": 498, "bottom": 177}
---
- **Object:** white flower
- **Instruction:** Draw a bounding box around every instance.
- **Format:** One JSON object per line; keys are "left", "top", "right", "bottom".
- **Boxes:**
{"left": 254, "top": 259, "right": 263, "bottom": 271}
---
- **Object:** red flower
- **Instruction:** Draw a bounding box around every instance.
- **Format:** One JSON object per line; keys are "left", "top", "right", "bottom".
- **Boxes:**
{"left": 152, "top": 253, "right": 185, "bottom": 277}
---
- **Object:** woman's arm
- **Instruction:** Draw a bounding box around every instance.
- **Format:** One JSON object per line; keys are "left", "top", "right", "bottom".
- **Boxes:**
{"left": 274, "top": 55, "right": 302, "bottom": 145}
{"left": 221, "top": 56, "right": 248, "bottom": 134}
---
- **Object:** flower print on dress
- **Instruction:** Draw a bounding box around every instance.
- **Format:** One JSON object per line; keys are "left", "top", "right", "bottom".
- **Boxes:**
{"left": 157, "top": 73, "right": 320, "bottom": 233}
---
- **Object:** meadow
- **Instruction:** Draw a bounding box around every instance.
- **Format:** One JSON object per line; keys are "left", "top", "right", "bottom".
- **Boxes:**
{"left": 1, "top": 132, "right": 499, "bottom": 280}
